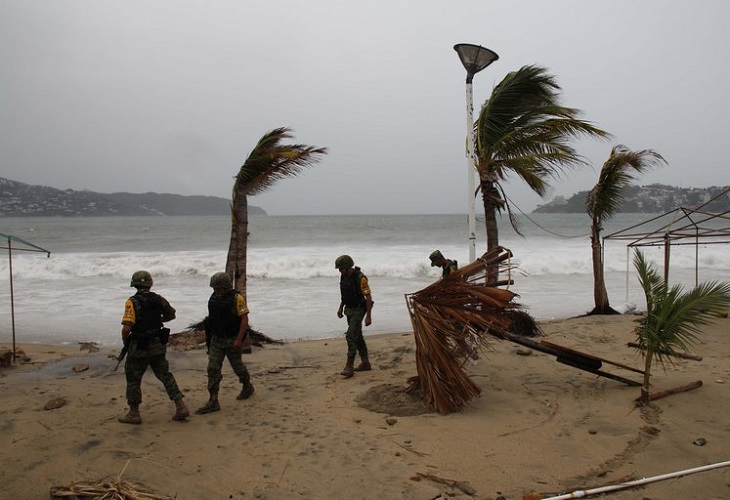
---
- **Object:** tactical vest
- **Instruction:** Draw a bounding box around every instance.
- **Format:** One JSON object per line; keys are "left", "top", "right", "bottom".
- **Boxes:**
{"left": 207, "top": 290, "right": 241, "bottom": 337}
{"left": 130, "top": 291, "right": 164, "bottom": 334}
{"left": 340, "top": 267, "right": 366, "bottom": 308}
{"left": 443, "top": 260, "right": 458, "bottom": 278}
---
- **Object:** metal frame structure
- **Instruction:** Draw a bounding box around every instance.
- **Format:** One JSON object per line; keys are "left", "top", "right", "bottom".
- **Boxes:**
{"left": 603, "top": 187, "right": 730, "bottom": 285}
{"left": 1, "top": 233, "right": 51, "bottom": 362}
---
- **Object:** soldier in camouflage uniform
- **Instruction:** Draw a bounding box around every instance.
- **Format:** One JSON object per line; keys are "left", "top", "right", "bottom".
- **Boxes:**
{"left": 335, "top": 255, "right": 373, "bottom": 378}
{"left": 429, "top": 249, "right": 458, "bottom": 278}
{"left": 196, "top": 272, "right": 255, "bottom": 414}
{"left": 118, "top": 270, "right": 189, "bottom": 424}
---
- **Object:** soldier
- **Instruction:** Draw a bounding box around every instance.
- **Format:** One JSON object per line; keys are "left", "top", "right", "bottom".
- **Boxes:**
{"left": 196, "top": 272, "right": 255, "bottom": 414}
{"left": 335, "top": 255, "right": 373, "bottom": 378}
{"left": 118, "top": 270, "right": 189, "bottom": 424}
{"left": 429, "top": 250, "right": 458, "bottom": 278}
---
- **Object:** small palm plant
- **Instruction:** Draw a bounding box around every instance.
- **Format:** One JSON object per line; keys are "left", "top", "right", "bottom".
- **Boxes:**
{"left": 633, "top": 249, "right": 730, "bottom": 403}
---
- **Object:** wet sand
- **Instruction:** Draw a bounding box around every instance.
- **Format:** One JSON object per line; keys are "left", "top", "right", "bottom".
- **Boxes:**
{"left": 1, "top": 314, "right": 729, "bottom": 499}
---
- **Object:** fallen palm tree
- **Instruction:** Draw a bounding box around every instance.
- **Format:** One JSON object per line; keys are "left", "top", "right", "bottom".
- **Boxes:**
{"left": 175, "top": 320, "right": 285, "bottom": 350}
{"left": 405, "top": 247, "right": 533, "bottom": 414}
{"left": 406, "top": 247, "right": 647, "bottom": 415}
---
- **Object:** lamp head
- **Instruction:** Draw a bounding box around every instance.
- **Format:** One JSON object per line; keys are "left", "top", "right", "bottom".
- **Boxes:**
{"left": 454, "top": 43, "right": 499, "bottom": 82}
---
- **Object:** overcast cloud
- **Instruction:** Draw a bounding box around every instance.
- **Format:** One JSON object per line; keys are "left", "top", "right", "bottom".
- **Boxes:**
{"left": 1, "top": 1, "right": 727, "bottom": 215}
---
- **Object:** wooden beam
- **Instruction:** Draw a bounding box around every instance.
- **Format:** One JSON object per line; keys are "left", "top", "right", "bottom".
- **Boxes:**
{"left": 627, "top": 342, "right": 703, "bottom": 361}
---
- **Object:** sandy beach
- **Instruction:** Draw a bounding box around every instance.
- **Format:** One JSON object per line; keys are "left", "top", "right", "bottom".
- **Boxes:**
{"left": 2, "top": 314, "right": 729, "bottom": 500}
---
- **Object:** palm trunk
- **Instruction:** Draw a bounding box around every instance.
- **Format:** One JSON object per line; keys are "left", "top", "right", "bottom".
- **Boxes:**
{"left": 481, "top": 180, "right": 501, "bottom": 283}
{"left": 589, "top": 221, "right": 617, "bottom": 314}
{"left": 225, "top": 190, "right": 249, "bottom": 297}
{"left": 640, "top": 349, "right": 654, "bottom": 403}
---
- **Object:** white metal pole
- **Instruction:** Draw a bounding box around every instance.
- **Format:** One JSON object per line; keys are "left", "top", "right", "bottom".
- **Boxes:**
{"left": 466, "top": 79, "right": 476, "bottom": 263}
{"left": 540, "top": 459, "right": 730, "bottom": 500}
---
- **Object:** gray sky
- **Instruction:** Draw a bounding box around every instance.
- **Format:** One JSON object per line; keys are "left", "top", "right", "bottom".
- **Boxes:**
{"left": 1, "top": 1, "right": 727, "bottom": 215}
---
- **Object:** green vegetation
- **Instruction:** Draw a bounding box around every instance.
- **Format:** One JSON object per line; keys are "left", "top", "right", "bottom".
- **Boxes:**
{"left": 586, "top": 145, "right": 666, "bottom": 314}
{"left": 633, "top": 249, "right": 730, "bottom": 403}
{"left": 225, "top": 128, "right": 327, "bottom": 294}
{"left": 473, "top": 65, "right": 609, "bottom": 278}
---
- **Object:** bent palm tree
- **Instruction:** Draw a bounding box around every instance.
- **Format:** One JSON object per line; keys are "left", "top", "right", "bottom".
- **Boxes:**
{"left": 633, "top": 249, "right": 730, "bottom": 403}
{"left": 474, "top": 65, "right": 610, "bottom": 279}
{"left": 586, "top": 145, "right": 666, "bottom": 314}
{"left": 226, "top": 127, "right": 327, "bottom": 295}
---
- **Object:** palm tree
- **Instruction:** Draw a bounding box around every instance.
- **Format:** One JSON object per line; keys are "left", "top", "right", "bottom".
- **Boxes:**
{"left": 586, "top": 145, "right": 666, "bottom": 314}
{"left": 474, "top": 65, "right": 610, "bottom": 279}
{"left": 226, "top": 127, "right": 327, "bottom": 295}
{"left": 633, "top": 249, "right": 730, "bottom": 403}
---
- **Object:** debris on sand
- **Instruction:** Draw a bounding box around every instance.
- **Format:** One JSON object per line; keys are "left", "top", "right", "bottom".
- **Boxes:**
{"left": 50, "top": 477, "right": 176, "bottom": 499}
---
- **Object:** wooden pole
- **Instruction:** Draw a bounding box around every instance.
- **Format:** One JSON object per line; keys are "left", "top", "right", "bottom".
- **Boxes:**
{"left": 627, "top": 342, "right": 703, "bottom": 361}
{"left": 8, "top": 238, "right": 16, "bottom": 362}
{"left": 635, "top": 380, "right": 703, "bottom": 402}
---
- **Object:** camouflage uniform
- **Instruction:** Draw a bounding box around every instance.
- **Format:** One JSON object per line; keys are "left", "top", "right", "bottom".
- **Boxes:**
{"left": 344, "top": 305, "right": 368, "bottom": 361}
{"left": 204, "top": 289, "right": 252, "bottom": 394}
{"left": 205, "top": 334, "right": 251, "bottom": 393}
{"left": 336, "top": 255, "right": 373, "bottom": 377}
{"left": 429, "top": 249, "right": 458, "bottom": 278}
{"left": 122, "top": 291, "right": 183, "bottom": 405}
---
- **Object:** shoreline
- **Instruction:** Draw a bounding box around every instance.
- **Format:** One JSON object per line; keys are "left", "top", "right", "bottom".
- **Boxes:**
{"left": 2, "top": 314, "right": 729, "bottom": 499}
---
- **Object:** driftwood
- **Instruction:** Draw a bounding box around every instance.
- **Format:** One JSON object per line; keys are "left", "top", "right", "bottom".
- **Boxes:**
{"left": 627, "top": 342, "right": 703, "bottom": 361}
{"left": 635, "top": 380, "right": 703, "bottom": 403}
{"left": 412, "top": 472, "right": 476, "bottom": 496}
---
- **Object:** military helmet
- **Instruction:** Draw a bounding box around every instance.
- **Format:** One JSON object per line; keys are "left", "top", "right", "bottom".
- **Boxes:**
{"left": 335, "top": 254, "right": 354, "bottom": 269}
{"left": 209, "top": 271, "right": 233, "bottom": 290}
{"left": 130, "top": 270, "right": 153, "bottom": 288}
{"left": 429, "top": 250, "right": 444, "bottom": 266}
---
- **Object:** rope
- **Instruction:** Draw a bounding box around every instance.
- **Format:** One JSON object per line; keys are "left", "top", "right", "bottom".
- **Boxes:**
{"left": 502, "top": 196, "right": 591, "bottom": 239}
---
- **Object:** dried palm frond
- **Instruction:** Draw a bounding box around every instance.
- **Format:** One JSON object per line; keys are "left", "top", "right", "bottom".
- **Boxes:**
{"left": 406, "top": 247, "right": 533, "bottom": 414}
{"left": 50, "top": 478, "right": 176, "bottom": 499}
{"left": 184, "top": 320, "right": 285, "bottom": 346}
{"left": 245, "top": 326, "right": 286, "bottom": 346}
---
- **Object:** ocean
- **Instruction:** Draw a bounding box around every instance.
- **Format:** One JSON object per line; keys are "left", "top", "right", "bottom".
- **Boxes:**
{"left": 2, "top": 213, "right": 729, "bottom": 347}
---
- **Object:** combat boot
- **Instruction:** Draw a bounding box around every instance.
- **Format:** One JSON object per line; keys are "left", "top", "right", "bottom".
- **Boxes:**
{"left": 353, "top": 356, "right": 372, "bottom": 372}
{"left": 196, "top": 393, "right": 221, "bottom": 414}
{"left": 172, "top": 398, "right": 190, "bottom": 421}
{"left": 340, "top": 357, "right": 355, "bottom": 378}
{"left": 237, "top": 382, "right": 255, "bottom": 400}
{"left": 118, "top": 404, "right": 142, "bottom": 425}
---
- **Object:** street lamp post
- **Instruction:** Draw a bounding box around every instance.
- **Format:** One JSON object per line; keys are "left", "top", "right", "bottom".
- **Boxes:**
{"left": 454, "top": 43, "right": 498, "bottom": 263}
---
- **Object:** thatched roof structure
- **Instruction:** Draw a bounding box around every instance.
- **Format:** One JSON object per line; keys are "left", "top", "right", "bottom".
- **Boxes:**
{"left": 406, "top": 246, "right": 538, "bottom": 414}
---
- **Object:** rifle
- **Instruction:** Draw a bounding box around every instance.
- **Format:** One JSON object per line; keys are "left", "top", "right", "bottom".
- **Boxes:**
{"left": 203, "top": 316, "right": 211, "bottom": 353}
{"left": 114, "top": 343, "right": 128, "bottom": 372}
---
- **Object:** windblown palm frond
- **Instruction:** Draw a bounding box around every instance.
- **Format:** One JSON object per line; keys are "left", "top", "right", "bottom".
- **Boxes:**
{"left": 633, "top": 249, "right": 730, "bottom": 401}
{"left": 476, "top": 66, "right": 609, "bottom": 189}
{"left": 474, "top": 65, "right": 610, "bottom": 280}
{"left": 586, "top": 145, "right": 666, "bottom": 224}
{"left": 406, "top": 247, "right": 539, "bottom": 414}
{"left": 235, "top": 127, "right": 328, "bottom": 195}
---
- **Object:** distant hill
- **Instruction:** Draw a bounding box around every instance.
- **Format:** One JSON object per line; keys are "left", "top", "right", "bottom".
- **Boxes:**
{"left": 533, "top": 184, "right": 730, "bottom": 214}
{"left": 0, "top": 177, "right": 266, "bottom": 217}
